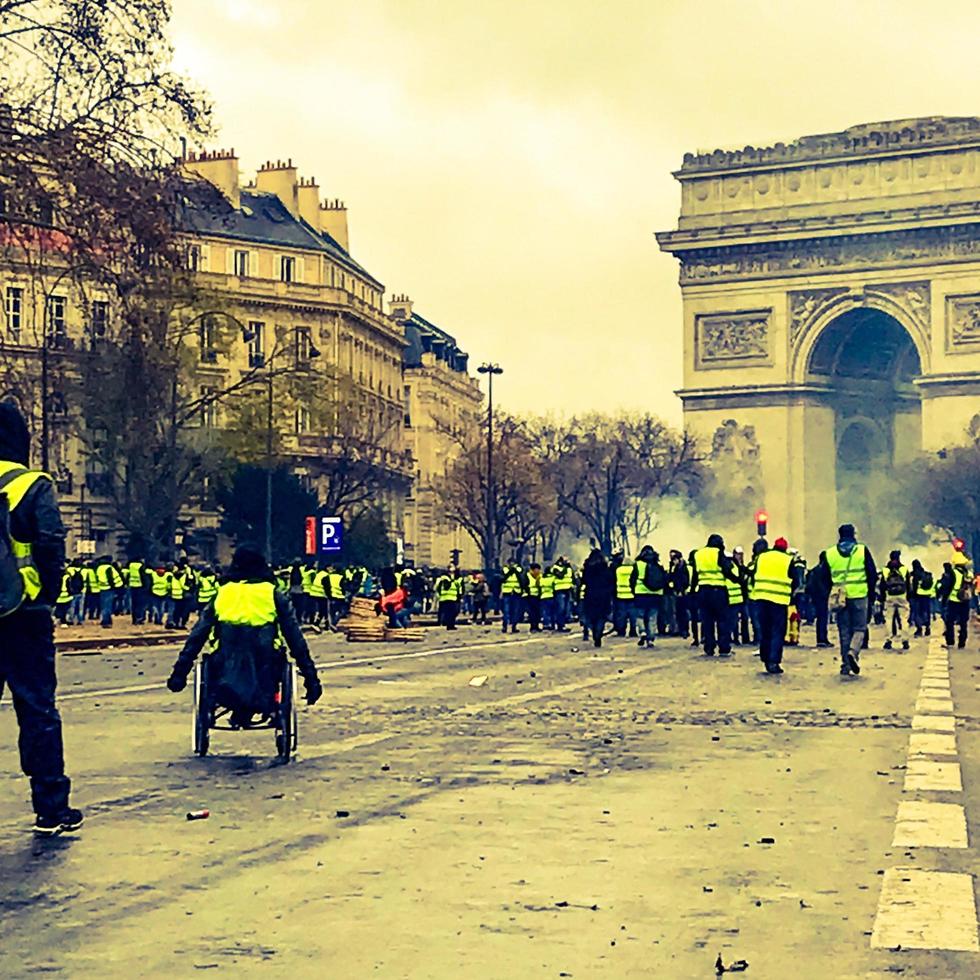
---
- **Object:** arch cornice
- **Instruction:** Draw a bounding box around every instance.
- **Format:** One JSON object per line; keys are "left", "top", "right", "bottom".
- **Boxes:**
{"left": 789, "top": 285, "right": 931, "bottom": 383}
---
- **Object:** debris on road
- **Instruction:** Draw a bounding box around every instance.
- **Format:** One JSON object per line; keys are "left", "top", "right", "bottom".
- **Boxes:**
{"left": 335, "top": 810, "right": 351, "bottom": 818}
{"left": 186, "top": 809, "right": 210, "bottom": 821}
{"left": 469, "top": 676, "right": 488, "bottom": 688}
{"left": 758, "top": 837, "right": 775, "bottom": 844}
{"left": 715, "top": 953, "right": 750, "bottom": 974}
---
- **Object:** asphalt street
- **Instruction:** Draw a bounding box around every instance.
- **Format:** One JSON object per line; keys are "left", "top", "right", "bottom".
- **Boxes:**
{"left": 1, "top": 622, "right": 978, "bottom": 978}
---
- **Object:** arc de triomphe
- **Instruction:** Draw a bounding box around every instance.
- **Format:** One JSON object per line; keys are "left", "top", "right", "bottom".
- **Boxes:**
{"left": 657, "top": 117, "right": 980, "bottom": 556}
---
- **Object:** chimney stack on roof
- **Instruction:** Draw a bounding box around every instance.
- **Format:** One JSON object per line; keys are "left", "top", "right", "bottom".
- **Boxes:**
{"left": 320, "top": 198, "right": 349, "bottom": 252}
{"left": 296, "top": 175, "right": 321, "bottom": 232}
{"left": 390, "top": 293, "right": 413, "bottom": 320}
{"left": 182, "top": 147, "right": 240, "bottom": 209}
{"left": 255, "top": 158, "right": 299, "bottom": 218}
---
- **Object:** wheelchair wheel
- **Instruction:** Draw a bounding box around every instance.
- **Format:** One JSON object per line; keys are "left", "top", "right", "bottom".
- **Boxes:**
{"left": 275, "top": 663, "right": 298, "bottom": 762}
{"left": 192, "top": 661, "right": 211, "bottom": 757}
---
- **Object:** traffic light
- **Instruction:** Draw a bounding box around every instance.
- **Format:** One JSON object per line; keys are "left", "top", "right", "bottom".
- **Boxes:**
{"left": 755, "top": 509, "right": 768, "bottom": 537}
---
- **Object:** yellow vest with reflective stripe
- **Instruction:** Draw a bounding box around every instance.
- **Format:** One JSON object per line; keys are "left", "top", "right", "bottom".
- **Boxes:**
{"left": 57, "top": 571, "right": 72, "bottom": 604}
{"left": 213, "top": 581, "right": 277, "bottom": 625}
{"left": 501, "top": 567, "right": 522, "bottom": 595}
{"left": 553, "top": 566, "right": 573, "bottom": 592}
{"left": 0, "top": 460, "right": 49, "bottom": 603}
{"left": 309, "top": 571, "right": 327, "bottom": 599}
{"left": 750, "top": 550, "right": 793, "bottom": 605}
{"left": 150, "top": 569, "right": 170, "bottom": 596}
{"left": 127, "top": 561, "right": 144, "bottom": 588}
{"left": 634, "top": 558, "right": 662, "bottom": 596}
{"left": 169, "top": 570, "right": 188, "bottom": 599}
{"left": 435, "top": 575, "right": 459, "bottom": 602}
{"left": 197, "top": 574, "right": 218, "bottom": 604}
{"left": 539, "top": 574, "right": 555, "bottom": 599}
{"left": 693, "top": 547, "right": 725, "bottom": 589}
{"left": 726, "top": 569, "right": 744, "bottom": 605}
{"left": 615, "top": 563, "right": 634, "bottom": 599}
{"left": 826, "top": 544, "right": 868, "bottom": 599}
{"left": 328, "top": 572, "right": 345, "bottom": 599}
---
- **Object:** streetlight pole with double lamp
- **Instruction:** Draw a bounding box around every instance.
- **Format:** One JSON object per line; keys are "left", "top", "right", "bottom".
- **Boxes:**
{"left": 476, "top": 362, "right": 503, "bottom": 574}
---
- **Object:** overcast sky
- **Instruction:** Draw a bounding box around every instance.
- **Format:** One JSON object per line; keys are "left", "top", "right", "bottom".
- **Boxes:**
{"left": 171, "top": 0, "right": 980, "bottom": 421}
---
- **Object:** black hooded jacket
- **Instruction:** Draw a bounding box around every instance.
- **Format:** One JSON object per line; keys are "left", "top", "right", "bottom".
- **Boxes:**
{"left": 0, "top": 402, "right": 66, "bottom": 609}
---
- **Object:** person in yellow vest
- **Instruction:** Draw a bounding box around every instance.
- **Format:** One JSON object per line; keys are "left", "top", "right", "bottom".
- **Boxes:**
{"left": 196, "top": 566, "right": 219, "bottom": 613}
{"left": 83, "top": 560, "right": 101, "bottom": 622}
{"left": 880, "top": 549, "right": 912, "bottom": 651}
{"left": 551, "top": 557, "right": 574, "bottom": 632}
{"left": 499, "top": 561, "right": 526, "bottom": 634}
{"left": 301, "top": 562, "right": 317, "bottom": 624}
{"left": 634, "top": 545, "right": 666, "bottom": 648}
{"left": 611, "top": 554, "right": 638, "bottom": 638}
{"left": 166, "top": 562, "right": 194, "bottom": 629}
{"left": 125, "top": 557, "right": 147, "bottom": 625}
{"left": 148, "top": 565, "right": 171, "bottom": 625}
{"left": 818, "top": 523, "right": 878, "bottom": 676}
{"left": 0, "top": 401, "right": 82, "bottom": 835}
{"left": 750, "top": 537, "right": 795, "bottom": 674}
{"left": 308, "top": 564, "right": 329, "bottom": 626}
{"left": 724, "top": 551, "right": 747, "bottom": 648}
{"left": 327, "top": 566, "right": 347, "bottom": 626}
{"left": 939, "top": 546, "right": 974, "bottom": 649}
{"left": 539, "top": 565, "right": 556, "bottom": 630}
{"left": 95, "top": 556, "right": 122, "bottom": 628}
{"left": 690, "top": 534, "right": 739, "bottom": 657}
{"left": 167, "top": 545, "right": 321, "bottom": 726}
{"left": 526, "top": 564, "right": 544, "bottom": 631}
{"left": 434, "top": 567, "right": 463, "bottom": 630}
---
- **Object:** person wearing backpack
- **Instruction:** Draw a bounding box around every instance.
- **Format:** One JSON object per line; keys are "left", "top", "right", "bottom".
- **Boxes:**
{"left": 939, "top": 548, "right": 974, "bottom": 649}
{"left": 910, "top": 559, "right": 934, "bottom": 637}
{"left": 881, "top": 550, "right": 912, "bottom": 651}
{"left": 0, "top": 401, "right": 82, "bottom": 836}
{"left": 634, "top": 545, "right": 666, "bottom": 648}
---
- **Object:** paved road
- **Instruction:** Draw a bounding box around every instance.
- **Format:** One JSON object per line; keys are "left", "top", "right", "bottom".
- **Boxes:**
{"left": 1, "top": 623, "right": 978, "bottom": 978}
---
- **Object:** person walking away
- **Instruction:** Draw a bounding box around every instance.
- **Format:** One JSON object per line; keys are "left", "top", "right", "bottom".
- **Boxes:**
{"left": 731, "top": 547, "right": 753, "bottom": 644}
{"left": 0, "top": 401, "right": 81, "bottom": 835}
{"left": 434, "top": 568, "right": 462, "bottom": 630}
{"left": 552, "top": 557, "right": 574, "bottom": 631}
{"left": 499, "top": 560, "right": 526, "bottom": 634}
{"left": 611, "top": 554, "right": 638, "bottom": 638}
{"left": 96, "top": 555, "right": 122, "bottom": 628}
{"left": 307, "top": 564, "right": 327, "bottom": 626}
{"left": 55, "top": 566, "right": 73, "bottom": 626}
{"left": 909, "top": 559, "right": 934, "bottom": 637}
{"left": 750, "top": 537, "right": 794, "bottom": 674}
{"left": 525, "top": 564, "right": 543, "bottom": 632}
{"left": 470, "top": 572, "right": 490, "bottom": 624}
{"left": 166, "top": 545, "right": 321, "bottom": 724}
{"left": 667, "top": 550, "right": 690, "bottom": 637}
{"left": 725, "top": 551, "right": 747, "bottom": 647}
{"left": 196, "top": 566, "right": 219, "bottom": 615}
{"left": 83, "top": 559, "right": 101, "bottom": 621}
{"left": 634, "top": 545, "right": 666, "bottom": 648}
{"left": 539, "top": 565, "right": 556, "bottom": 629}
{"left": 326, "top": 566, "right": 348, "bottom": 626}
{"left": 581, "top": 549, "right": 614, "bottom": 648}
{"left": 805, "top": 560, "right": 832, "bottom": 647}
{"left": 819, "top": 523, "right": 877, "bottom": 677}
{"left": 691, "top": 535, "right": 736, "bottom": 657}
{"left": 939, "top": 548, "right": 973, "bottom": 649}
{"left": 148, "top": 565, "right": 170, "bottom": 625}
{"left": 126, "top": 557, "right": 147, "bottom": 625}
{"left": 881, "top": 550, "right": 912, "bottom": 651}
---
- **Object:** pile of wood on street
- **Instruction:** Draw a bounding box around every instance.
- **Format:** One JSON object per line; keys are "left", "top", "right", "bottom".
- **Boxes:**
{"left": 340, "top": 597, "right": 424, "bottom": 643}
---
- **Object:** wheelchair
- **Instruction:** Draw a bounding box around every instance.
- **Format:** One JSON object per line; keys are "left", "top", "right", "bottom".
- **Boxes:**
{"left": 191, "top": 653, "right": 298, "bottom": 762}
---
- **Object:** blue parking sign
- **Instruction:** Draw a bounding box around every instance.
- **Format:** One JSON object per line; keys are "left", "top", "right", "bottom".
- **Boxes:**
{"left": 319, "top": 516, "right": 343, "bottom": 554}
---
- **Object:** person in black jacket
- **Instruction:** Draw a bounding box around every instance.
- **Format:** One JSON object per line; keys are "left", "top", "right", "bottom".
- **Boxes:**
{"left": 167, "top": 545, "right": 321, "bottom": 725}
{"left": 0, "top": 402, "right": 81, "bottom": 836}
{"left": 580, "top": 549, "right": 615, "bottom": 648}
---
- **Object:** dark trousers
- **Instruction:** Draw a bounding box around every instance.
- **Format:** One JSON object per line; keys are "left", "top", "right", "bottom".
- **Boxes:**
{"left": 439, "top": 599, "right": 459, "bottom": 630}
{"left": 757, "top": 600, "right": 788, "bottom": 666}
{"left": 912, "top": 596, "right": 932, "bottom": 634}
{"left": 554, "top": 592, "right": 570, "bottom": 629}
{"left": 0, "top": 610, "right": 71, "bottom": 818}
{"left": 635, "top": 594, "right": 661, "bottom": 640}
{"left": 944, "top": 601, "right": 970, "bottom": 648}
{"left": 99, "top": 589, "right": 115, "bottom": 627}
{"left": 129, "top": 586, "right": 147, "bottom": 625}
{"left": 526, "top": 596, "right": 542, "bottom": 630}
{"left": 813, "top": 596, "right": 829, "bottom": 644}
{"left": 582, "top": 609, "right": 607, "bottom": 646}
{"left": 613, "top": 599, "right": 637, "bottom": 636}
{"left": 698, "top": 588, "right": 730, "bottom": 654}
{"left": 501, "top": 594, "right": 523, "bottom": 631}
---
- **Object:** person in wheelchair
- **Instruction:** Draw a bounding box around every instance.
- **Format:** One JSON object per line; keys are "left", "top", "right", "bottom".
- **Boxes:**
{"left": 166, "top": 545, "right": 322, "bottom": 725}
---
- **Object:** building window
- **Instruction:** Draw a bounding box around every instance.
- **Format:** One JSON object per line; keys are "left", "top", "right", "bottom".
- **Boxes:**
{"left": 200, "top": 386, "right": 216, "bottom": 428}
{"left": 295, "top": 326, "right": 313, "bottom": 366}
{"left": 199, "top": 316, "right": 217, "bottom": 362}
{"left": 90, "top": 300, "right": 108, "bottom": 346}
{"left": 187, "top": 244, "right": 202, "bottom": 272}
{"left": 4, "top": 286, "right": 22, "bottom": 341}
{"left": 403, "top": 384, "right": 412, "bottom": 427}
{"left": 248, "top": 320, "right": 265, "bottom": 367}
{"left": 295, "top": 404, "right": 311, "bottom": 434}
{"left": 233, "top": 250, "right": 249, "bottom": 277}
{"left": 280, "top": 256, "right": 295, "bottom": 283}
{"left": 47, "top": 295, "right": 67, "bottom": 348}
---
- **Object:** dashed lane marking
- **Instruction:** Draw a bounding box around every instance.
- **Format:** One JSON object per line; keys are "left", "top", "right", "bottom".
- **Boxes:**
{"left": 893, "top": 801, "right": 969, "bottom": 848}
{"left": 914, "top": 696, "right": 955, "bottom": 714}
{"left": 908, "top": 732, "right": 958, "bottom": 757}
{"left": 871, "top": 869, "right": 979, "bottom": 951}
{"left": 904, "top": 760, "right": 963, "bottom": 792}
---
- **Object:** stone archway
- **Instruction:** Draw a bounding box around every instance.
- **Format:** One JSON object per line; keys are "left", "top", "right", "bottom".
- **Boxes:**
{"left": 807, "top": 307, "right": 922, "bottom": 552}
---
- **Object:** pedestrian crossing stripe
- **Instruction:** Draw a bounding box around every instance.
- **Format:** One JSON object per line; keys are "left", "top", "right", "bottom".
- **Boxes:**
{"left": 892, "top": 801, "right": 969, "bottom": 849}
{"left": 904, "top": 760, "right": 963, "bottom": 792}
{"left": 871, "top": 869, "right": 979, "bottom": 951}
{"left": 908, "top": 732, "right": 958, "bottom": 757}
{"left": 914, "top": 697, "right": 955, "bottom": 714}
{"left": 911, "top": 714, "right": 956, "bottom": 732}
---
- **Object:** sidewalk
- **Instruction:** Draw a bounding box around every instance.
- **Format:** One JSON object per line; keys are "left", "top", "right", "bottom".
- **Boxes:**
{"left": 55, "top": 621, "right": 181, "bottom": 653}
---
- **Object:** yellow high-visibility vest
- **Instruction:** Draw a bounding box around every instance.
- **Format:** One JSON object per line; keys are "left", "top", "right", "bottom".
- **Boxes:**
{"left": 693, "top": 547, "right": 725, "bottom": 589}
{"left": 750, "top": 550, "right": 793, "bottom": 605}
{"left": 826, "top": 545, "right": 868, "bottom": 599}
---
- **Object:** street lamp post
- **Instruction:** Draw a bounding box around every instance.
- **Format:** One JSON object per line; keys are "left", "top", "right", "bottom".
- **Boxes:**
{"left": 477, "top": 362, "right": 503, "bottom": 573}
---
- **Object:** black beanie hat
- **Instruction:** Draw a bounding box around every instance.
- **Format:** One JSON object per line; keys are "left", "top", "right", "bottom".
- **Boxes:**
{"left": 0, "top": 401, "right": 30, "bottom": 465}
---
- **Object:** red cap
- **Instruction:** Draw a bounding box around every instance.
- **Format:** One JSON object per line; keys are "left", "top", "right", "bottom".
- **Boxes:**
{"left": 774, "top": 537, "right": 788, "bottom": 550}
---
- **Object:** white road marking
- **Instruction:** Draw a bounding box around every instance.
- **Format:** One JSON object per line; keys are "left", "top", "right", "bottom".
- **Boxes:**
{"left": 911, "top": 715, "right": 956, "bottom": 732}
{"left": 908, "top": 732, "right": 958, "bottom": 758}
{"left": 904, "top": 760, "right": 963, "bottom": 793}
{"left": 893, "top": 801, "right": 969, "bottom": 848}
{"left": 914, "top": 697, "right": 955, "bottom": 714}
{"left": 871, "top": 869, "right": 979, "bottom": 951}
{"left": 920, "top": 679, "right": 950, "bottom": 691}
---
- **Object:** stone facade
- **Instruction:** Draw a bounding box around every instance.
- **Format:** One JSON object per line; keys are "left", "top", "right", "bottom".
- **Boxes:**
{"left": 657, "top": 117, "right": 980, "bottom": 556}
